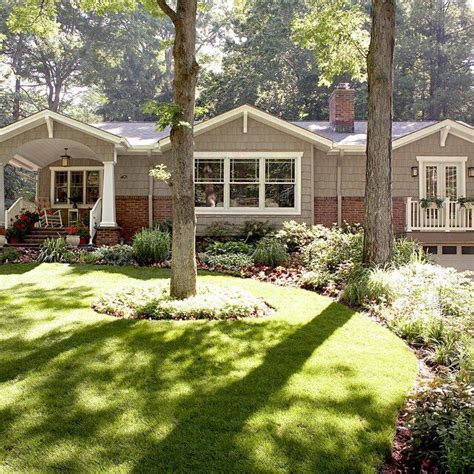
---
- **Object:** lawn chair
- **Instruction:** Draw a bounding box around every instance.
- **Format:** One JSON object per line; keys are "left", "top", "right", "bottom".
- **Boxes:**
{"left": 36, "top": 198, "right": 63, "bottom": 228}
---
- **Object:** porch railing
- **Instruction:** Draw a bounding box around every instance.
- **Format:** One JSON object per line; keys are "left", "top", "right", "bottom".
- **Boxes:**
{"left": 5, "top": 197, "right": 37, "bottom": 228}
{"left": 89, "top": 197, "right": 102, "bottom": 244}
{"left": 406, "top": 198, "right": 474, "bottom": 232}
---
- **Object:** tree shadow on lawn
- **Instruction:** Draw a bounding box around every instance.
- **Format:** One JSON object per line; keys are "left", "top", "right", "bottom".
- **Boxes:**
{"left": 0, "top": 282, "right": 409, "bottom": 472}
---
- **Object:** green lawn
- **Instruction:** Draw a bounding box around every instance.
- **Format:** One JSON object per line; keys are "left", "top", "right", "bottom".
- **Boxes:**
{"left": 0, "top": 264, "right": 417, "bottom": 473}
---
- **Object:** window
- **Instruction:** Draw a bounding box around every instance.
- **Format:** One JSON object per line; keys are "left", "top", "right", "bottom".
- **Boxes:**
{"left": 194, "top": 159, "right": 224, "bottom": 207}
{"left": 52, "top": 168, "right": 102, "bottom": 207}
{"left": 461, "top": 246, "right": 474, "bottom": 255}
{"left": 442, "top": 246, "right": 457, "bottom": 255}
{"left": 194, "top": 154, "right": 300, "bottom": 213}
{"left": 423, "top": 245, "right": 438, "bottom": 255}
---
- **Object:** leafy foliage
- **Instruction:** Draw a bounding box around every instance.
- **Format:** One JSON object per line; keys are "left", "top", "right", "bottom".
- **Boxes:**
{"left": 93, "top": 283, "right": 272, "bottom": 320}
{"left": 205, "top": 240, "right": 253, "bottom": 256}
{"left": 38, "top": 238, "right": 70, "bottom": 263}
{"left": 93, "top": 244, "right": 134, "bottom": 266}
{"left": 243, "top": 220, "right": 274, "bottom": 243}
{"left": 199, "top": 252, "right": 253, "bottom": 273}
{"left": 292, "top": 0, "right": 369, "bottom": 86}
{"left": 408, "top": 375, "right": 474, "bottom": 472}
{"left": 133, "top": 228, "right": 171, "bottom": 265}
{"left": 253, "top": 238, "right": 289, "bottom": 267}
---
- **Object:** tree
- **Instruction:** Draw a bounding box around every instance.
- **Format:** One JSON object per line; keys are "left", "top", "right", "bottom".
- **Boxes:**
{"left": 363, "top": 0, "right": 395, "bottom": 265}
{"left": 394, "top": 0, "right": 473, "bottom": 122}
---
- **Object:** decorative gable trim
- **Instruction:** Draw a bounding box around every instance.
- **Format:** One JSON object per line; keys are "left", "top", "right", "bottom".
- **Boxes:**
{"left": 393, "top": 119, "right": 473, "bottom": 150}
{"left": 158, "top": 104, "right": 334, "bottom": 151}
{"left": 0, "top": 110, "right": 129, "bottom": 146}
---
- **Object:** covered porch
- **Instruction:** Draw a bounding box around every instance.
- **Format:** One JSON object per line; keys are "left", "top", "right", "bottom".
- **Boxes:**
{"left": 0, "top": 111, "right": 126, "bottom": 244}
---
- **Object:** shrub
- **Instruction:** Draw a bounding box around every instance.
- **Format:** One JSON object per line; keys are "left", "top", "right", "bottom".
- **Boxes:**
{"left": 93, "top": 245, "right": 134, "bottom": 266}
{"left": 93, "top": 284, "right": 272, "bottom": 320}
{"left": 275, "top": 220, "right": 322, "bottom": 252}
{"left": 408, "top": 375, "right": 474, "bottom": 472}
{"left": 392, "top": 238, "right": 426, "bottom": 267}
{"left": 0, "top": 247, "right": 20, "bottom": 263}
{"left": 38, "top": 238, "right": 69, "bottom": 263}
{"left": 155, "top": 219, "right": 173, "bottom": 234}
{"left": 77, "top": 251, "right": 100, "bottom": 265}
{"left": 200, "top": 252, "right": 253, "bottom": 273}
{"left": 253, "top": 238, "right": 289, "bottom": 267}
{"left": 355, "top": 263, "right": 474, "bottom": 370}
{"left": 302, "top": 227, "right": 363, "bottom": 291}
{"left": 205, "top": 221, "right": 237, "bottom": 241}
{"left": 243, "top": 220, "right": 274, "bottom": 243}
{"left": 133, "top": 228, "right": 171, "bottom": 265}
{"left": 205, "top": 240, "right": 253, "bottom": 256}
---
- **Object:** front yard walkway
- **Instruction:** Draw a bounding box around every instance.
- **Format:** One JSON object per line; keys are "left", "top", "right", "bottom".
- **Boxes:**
{"left": 0, "top": 264, "right": 417, "bottom": 472}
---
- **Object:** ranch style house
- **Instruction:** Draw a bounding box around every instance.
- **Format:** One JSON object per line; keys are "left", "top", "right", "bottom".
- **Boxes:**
{"left": 0, "top": 83, "right": 473, "bottom": 269}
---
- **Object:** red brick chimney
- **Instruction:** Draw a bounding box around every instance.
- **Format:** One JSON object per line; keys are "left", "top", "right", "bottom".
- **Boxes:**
{"left": 329, "top": 83, "right": 355, "bottom": 133}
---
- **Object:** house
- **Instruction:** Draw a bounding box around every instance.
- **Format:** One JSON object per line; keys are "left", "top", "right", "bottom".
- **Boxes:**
{"left": 0, "top": 83, "right": 473, "bottom": 268}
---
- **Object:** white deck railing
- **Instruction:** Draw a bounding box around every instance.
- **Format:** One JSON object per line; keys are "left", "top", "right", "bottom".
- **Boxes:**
{"left": 89, "top": 197, "right": 102, "bottom": 244}
{"left": 406, "top": 198, "right": 474, "bottom": 232}
{"left": 5, "top": 197, "right": 37, "bottom": 228}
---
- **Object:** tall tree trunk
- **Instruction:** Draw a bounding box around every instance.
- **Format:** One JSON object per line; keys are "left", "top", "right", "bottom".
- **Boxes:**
{"left": 158, "top": 0, "right": 199, "bottom": 298}
{"left": 363, "top": 0, "right": 395, "bottom": 266}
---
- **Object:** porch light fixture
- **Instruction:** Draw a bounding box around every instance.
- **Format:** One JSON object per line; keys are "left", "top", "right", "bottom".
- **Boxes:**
{"left": 60, "top": 148, "right": 71, "bottom": 167}
{"left": 468, "top": 167, "right": 474, "bottom": 178}
{"left": 411, "top": 166, "right": 419, "bottom": 177}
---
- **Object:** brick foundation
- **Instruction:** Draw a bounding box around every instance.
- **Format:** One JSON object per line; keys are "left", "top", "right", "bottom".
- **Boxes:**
{"left": 315, "top": 196, "right": 406, "bottom": 235}
{"left": 116, "top": 196, "right": 149, "bottom": 241}
{"left": 314, "top": 197, "right": 338, "bottom": 227}
{"left": 95, "top": 227, "right": 122, "bottom": 246}
{"left": 153, "top": 196, "right": 173, "bottom": 222}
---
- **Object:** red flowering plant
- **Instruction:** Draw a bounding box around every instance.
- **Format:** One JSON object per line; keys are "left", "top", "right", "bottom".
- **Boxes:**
{"left": 0, "top": 228, "right": 6, "bottom": 236}
{"left": 65, "top": 225, "right": 80, "bottom": 235}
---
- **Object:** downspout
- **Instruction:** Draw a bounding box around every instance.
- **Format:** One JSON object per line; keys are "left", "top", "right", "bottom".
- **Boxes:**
{"left": 337, "top": 150, "right": 343, "bottom": 226}
{"left": 148, "top": 150, "right": 154, "bottom": 228}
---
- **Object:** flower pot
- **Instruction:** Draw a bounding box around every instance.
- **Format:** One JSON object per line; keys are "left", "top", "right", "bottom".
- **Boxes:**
{"left": 425, "top": 203, "right": 440, "bottom": 210}
{"left": 9, "top": 236, "right": 19, "bottom": 244}
{"left": 80, "top": 237, "right": 89, "bottom": 245}
{"left": 66, "top": 235, "right": 80, "bottom": 247}
{"left": 462, "top": 202, "right": 474, "bottom": 210}
{"left": 0, "top": 236, "right": 6, "bottom": 247}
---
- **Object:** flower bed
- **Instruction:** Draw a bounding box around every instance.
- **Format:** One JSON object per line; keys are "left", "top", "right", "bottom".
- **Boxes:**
{"left": 92, "top": 284, "right": 273, "bottom": 321}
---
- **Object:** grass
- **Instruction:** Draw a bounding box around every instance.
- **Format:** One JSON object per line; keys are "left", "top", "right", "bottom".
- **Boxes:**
{"left": 0, "top": 264, "right": 417, "bottom": 473}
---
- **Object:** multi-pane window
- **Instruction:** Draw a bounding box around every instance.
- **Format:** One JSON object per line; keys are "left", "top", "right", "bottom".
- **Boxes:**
{"left": 195, "top": 156, "right": 298, "bottom": 211}
{"left": 70, "top": 171, "right": 84, "bottom": 204}
{"left": 194, "top": 159, "right": 224, "bottom": 207}
{"left": 86, "top": 171, "right": 100, "bottom": 204}
{"left": 53, "top": 169, "right": 102, "bottom": 206}
{"left": 230, "top": 159, "right": 259, "bottom": 207}
{"left": 54, "top": 171, "right": 68, "bottom": 204}
{"left": 425, "top": 166, "right": 438, "bottom": 198}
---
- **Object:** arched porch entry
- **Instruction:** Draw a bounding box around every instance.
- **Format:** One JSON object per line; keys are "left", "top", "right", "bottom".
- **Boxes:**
{"left": 0, "top": 111, "right": 125, "bottom": 239}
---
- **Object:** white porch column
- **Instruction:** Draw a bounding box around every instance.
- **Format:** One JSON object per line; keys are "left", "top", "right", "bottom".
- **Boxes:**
{"left": 100, "top": 161, "right": 117, "bottom": 227}
{"left": 0, "top": 164, "right": 5, "bottom": 228}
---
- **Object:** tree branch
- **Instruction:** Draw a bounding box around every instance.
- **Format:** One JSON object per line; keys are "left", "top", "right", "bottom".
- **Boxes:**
{"left": 156, "top": 0, "right": 178, "bottom": 23}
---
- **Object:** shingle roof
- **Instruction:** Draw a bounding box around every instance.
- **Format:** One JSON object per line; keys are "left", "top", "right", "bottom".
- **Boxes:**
{"left": 93, "top": 119, "right": 442, "bottom": 147}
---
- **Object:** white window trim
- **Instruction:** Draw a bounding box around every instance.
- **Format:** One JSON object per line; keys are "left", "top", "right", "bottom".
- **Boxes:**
{"left": 50, "top": 166, "right": 103, "bottom": 209}
{"left": 194, "top": 152, "right": 303, "bottom": 215}
{"left": 416, "top": 156, "right": 467, "bottom": 199}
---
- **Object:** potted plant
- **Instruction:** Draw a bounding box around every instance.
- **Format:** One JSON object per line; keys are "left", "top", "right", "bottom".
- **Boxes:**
{"left": 6, "top": 223, "right": 25, "bottom": 244}
{"left": 77, "top": 223, "right": 90, "bottom": 245}
{"left": 457, "top": 197, "right": 474, "bottom": 210}
{"left": 65, "top": 225, "right": 80, "bottom": 247}
{"left": 0, "top": 229, "right": 6, "bottom": 247}
{"left": 22, "top": 210, "right": 40, "bottom": 230}
{"left": 420, "top": 197, "right": 445, "bottom": 209}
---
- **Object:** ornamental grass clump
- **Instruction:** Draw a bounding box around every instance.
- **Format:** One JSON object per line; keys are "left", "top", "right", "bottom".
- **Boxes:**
{"left": 133, "top": 228, "right": 171, "bottom": 265}
{"left": 93, "top": 284, "right": 272, "bottom": 321}
{"left": 253, "top": 237, "right": 289, "bottom": 267}
{"left": 38, "top": 238, "right": 70, "bottom": 263}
